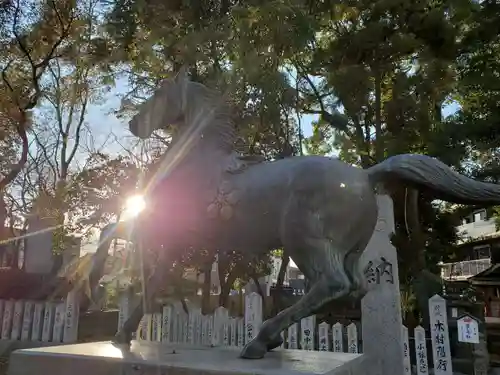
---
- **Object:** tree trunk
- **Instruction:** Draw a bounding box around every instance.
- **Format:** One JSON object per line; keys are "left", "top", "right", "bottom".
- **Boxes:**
{"left": 273, "top": 254, "right": 290, "bottom": 314}
{"left": 0, "top": 195, "right": 6, "bottom": 266}
{"left": 276, "top": 254, "right": 289, "bottom": 287}
{"left": 407, "top": 189, "right": 426, "bottom": 272}
{"left": 373, "top": 65, "right": 384, "bottom": 162}
{"left": 0, "top": 113, "right": 29, "bottom": 191}
{"left": 201, "top": 261, "right": 212, "bottom": 314}
{"left": 219, "top": 270, "right": 237, "bottom": 308}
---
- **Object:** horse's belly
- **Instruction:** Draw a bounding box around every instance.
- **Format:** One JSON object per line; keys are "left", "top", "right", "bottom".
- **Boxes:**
{"left": 215, "top": 207, "right": 282, "bottom": 252}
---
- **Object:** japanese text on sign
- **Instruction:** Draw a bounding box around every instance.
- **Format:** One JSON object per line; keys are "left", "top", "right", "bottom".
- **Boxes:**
{"left": 414, "top": 327, "right": 428, "bottom": 375}
{"left": 429, "top": 295, "right": 452, "bottom": 375}
{"left": 457, "top": 315, "right": 479, "bottom": 344}
{"left": 364, "top": 257, "right": 394, "bottom": 284}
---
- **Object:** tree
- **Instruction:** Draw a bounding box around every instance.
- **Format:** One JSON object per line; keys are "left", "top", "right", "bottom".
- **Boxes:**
{"left": 0, "top": 0, "right": 76, "bottom": 191}
{"left": 450, "top": 1, "right": 500, "bottom": 180}
{"left": 66, "top": 153, "right": 140, "bottom": 233}
{"left": 26, "top": 0, "right": 119, "bottom": 258}
{"left": 216, "top": 250, "right": 272, "bottom": 308}
{"left": 0, "top": 0, "right": 77, "bottom": 257}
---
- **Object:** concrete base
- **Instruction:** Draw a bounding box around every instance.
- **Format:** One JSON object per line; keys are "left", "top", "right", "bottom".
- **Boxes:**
{"left": 8, "top": 341, "right": 368, "bottom": 375}
{"left": 0, "top": 340, "right": 63, "bottom": 357}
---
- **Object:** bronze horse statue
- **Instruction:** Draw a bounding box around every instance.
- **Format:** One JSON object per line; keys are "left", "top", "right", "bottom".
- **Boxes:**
{"left": 113, "top": 67, "right": 500, "bottom": 359}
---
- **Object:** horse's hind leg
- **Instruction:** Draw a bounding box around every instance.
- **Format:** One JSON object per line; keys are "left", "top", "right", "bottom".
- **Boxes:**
{"left": 240, "top": 240, "right": 351, "bottom": 359}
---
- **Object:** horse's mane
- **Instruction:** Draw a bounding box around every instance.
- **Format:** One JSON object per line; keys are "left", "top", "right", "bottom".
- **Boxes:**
{"left": 184, "top": 81, "right": 237, "bottom": 152}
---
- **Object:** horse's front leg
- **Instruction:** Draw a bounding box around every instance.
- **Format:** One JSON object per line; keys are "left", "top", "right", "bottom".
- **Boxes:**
{"left": 113, "top": 264, "right": 165, "bottom": 346}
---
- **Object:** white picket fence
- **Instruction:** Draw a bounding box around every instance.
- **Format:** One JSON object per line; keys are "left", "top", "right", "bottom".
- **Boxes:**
{"left": 129, "top": 296, "right": 363, "bottom": 353}
{"left": 0, "top": 290, "right": 80, "bottom": 344}
{"left": 121, "top": 293, "right": 454, "bottom": 374}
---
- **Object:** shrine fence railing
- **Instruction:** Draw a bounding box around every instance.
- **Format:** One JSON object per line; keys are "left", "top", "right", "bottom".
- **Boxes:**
{"left": 0, "top": 290, "right": 79, "bottom": 344}
{"left": 121, "top": 293, "right": 460, "bottom": 375}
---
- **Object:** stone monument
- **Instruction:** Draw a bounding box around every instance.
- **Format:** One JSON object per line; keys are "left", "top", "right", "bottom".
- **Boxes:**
{"left": 24, "top": 192, "right": 55, "bottom": 274}
{"left": 360, "top": 194, "right": 405, "bottom": 375}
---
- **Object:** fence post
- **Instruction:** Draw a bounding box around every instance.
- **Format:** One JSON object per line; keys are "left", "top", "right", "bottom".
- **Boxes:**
{"left": 300, "top": 315, "right": 316, "bottom": 350}
{"left": 0, "top": 300, "right": 4, "bottom": 335}
{"left": 318, "top": 322, "right": 330, "bottom": 351}
{"left": 10, "top": 300, "right": 24, "bottom": 340}
{"left": 213, "top": 306, "right": 229, "bottom": 346}
{"left": 63, "top": 290, "right": 79, "bottom": 343}
{"left": 152, "top": 312, "right": 162, "bottom": 342}
{"left": 117, "top": 291, "right": 131, "bottom": 333}
{"left": 414, "top": 325, "right": 429, "bottom": 375}
{"left": 1, "top": 300, "right": 13, "bottom": 340}
{"left": 347, "top": 323, "right": 358, "bottom": 353}
{"left": 41, "top": 302, "right": 55, "bottom": 342}
{"left": 161, "top": 305, "right": 173, "bottom": 343}
{"left": 31, "top": 302, "right": 44, "bottom": 341}
{"left": 192, "top": 308, "right": 202, "bottom": 345}
{"left": 244, "top": 292, "right": 262, "bottom": 344}
{"left": 229, "top": 318, "right": 237, "bottom": 347}
{"left": 236, "top": 318, "right": 244, "bottom": 347}
{"left": 332, "top": 322, "right": 343, "bottom": 352}
{"left": 402, "top": 325, "right": 411, "bottom": 374}
{"left": 21, "top": 301, "right": 34, "bottom": 341}
{"left": 52, "top": 302, "right": 66, "bottom": 342}
{"left": 428, "top": 294, "right": 452, "bottom": 375}
{"left": 288, "top": 323, "right": 298, "bottom": 349}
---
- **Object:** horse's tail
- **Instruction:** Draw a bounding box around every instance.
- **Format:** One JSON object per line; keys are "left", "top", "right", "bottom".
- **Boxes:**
{"left": 367, "top": 154, "right": 500, "bottom": 205}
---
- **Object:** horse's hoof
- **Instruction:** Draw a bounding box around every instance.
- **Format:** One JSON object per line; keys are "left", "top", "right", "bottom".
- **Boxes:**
{"left": 240, "top": 339, "right": 267, "bottom": 359}
{"left": 267, "top": 336, "right": 283, "bottom": 352}
{"left": 112, "top": 331, "right": 132, "bottom": 347}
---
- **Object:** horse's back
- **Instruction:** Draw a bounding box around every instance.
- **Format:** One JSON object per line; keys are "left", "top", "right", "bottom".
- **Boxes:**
{"left": 241, "top": 155, "right": 369, "bottom": 195}
{"left": 267, "top": 156, "right": 376, "bottom": 255}
{"left": 229, "top": 155, "right": 374, "bottom": 243}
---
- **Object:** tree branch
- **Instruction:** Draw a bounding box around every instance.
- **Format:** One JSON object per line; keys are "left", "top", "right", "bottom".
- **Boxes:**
{"left": 0, "top": 0, "right": 75, "bottom": 191}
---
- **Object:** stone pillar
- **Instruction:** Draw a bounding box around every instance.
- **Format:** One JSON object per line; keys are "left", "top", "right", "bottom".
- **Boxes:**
{"left": 361, "top": 194, "right": 405, "bottom": 375}
{"left": 25, "top": 213, "right": 54, "bottom": 274}
{"left": 25, "top": 191, "right": 55, "bottom": 274}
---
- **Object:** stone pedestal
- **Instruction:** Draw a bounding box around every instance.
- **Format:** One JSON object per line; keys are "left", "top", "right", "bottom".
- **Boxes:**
{"left": 25, "top": 215, "right": 54, "bottom": 274}
{"left": 8, "top": 341, "right": 369, "bottom": 375}
{"left": 360, "top": 195, "right": 405, "bottom": 375}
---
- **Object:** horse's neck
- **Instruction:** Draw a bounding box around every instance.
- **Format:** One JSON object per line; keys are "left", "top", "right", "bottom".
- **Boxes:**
{"left": 158, "top": 84, "right": 236, "bottom": 189}
{"left": 160, "top": 137, "right": 229, "bottom": 183}
{"left": 184, "top": 87, "right": 236, "bottom": 153}
{"left": 185, "top": 145, "right": 231, "bottom": 176}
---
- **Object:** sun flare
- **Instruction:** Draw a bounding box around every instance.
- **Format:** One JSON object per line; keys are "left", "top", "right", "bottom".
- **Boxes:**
{"left": 122, "top": 195, "right": 146, "bottom": 220}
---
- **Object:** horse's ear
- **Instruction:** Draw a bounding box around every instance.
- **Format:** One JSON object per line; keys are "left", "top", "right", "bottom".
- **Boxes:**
{"left": 174, "top": 65, "right": 189, "bottom": 82}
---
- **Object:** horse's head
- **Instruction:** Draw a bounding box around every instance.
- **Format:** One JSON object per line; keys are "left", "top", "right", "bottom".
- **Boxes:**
{"left": 129, "top": 67, "right": 188, "bottom": 139}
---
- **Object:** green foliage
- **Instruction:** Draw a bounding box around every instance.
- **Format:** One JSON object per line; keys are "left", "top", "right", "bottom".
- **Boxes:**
{"left": 450, "top": 1, "right": 500, "bottom": 182}
{"left": 66, "top": 154, "right": 140, "bottom": 232}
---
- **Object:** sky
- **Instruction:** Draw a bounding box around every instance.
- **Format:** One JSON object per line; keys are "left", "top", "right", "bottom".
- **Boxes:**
{"left": 84, "top": 76, "right": 133, "bottom": 154}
